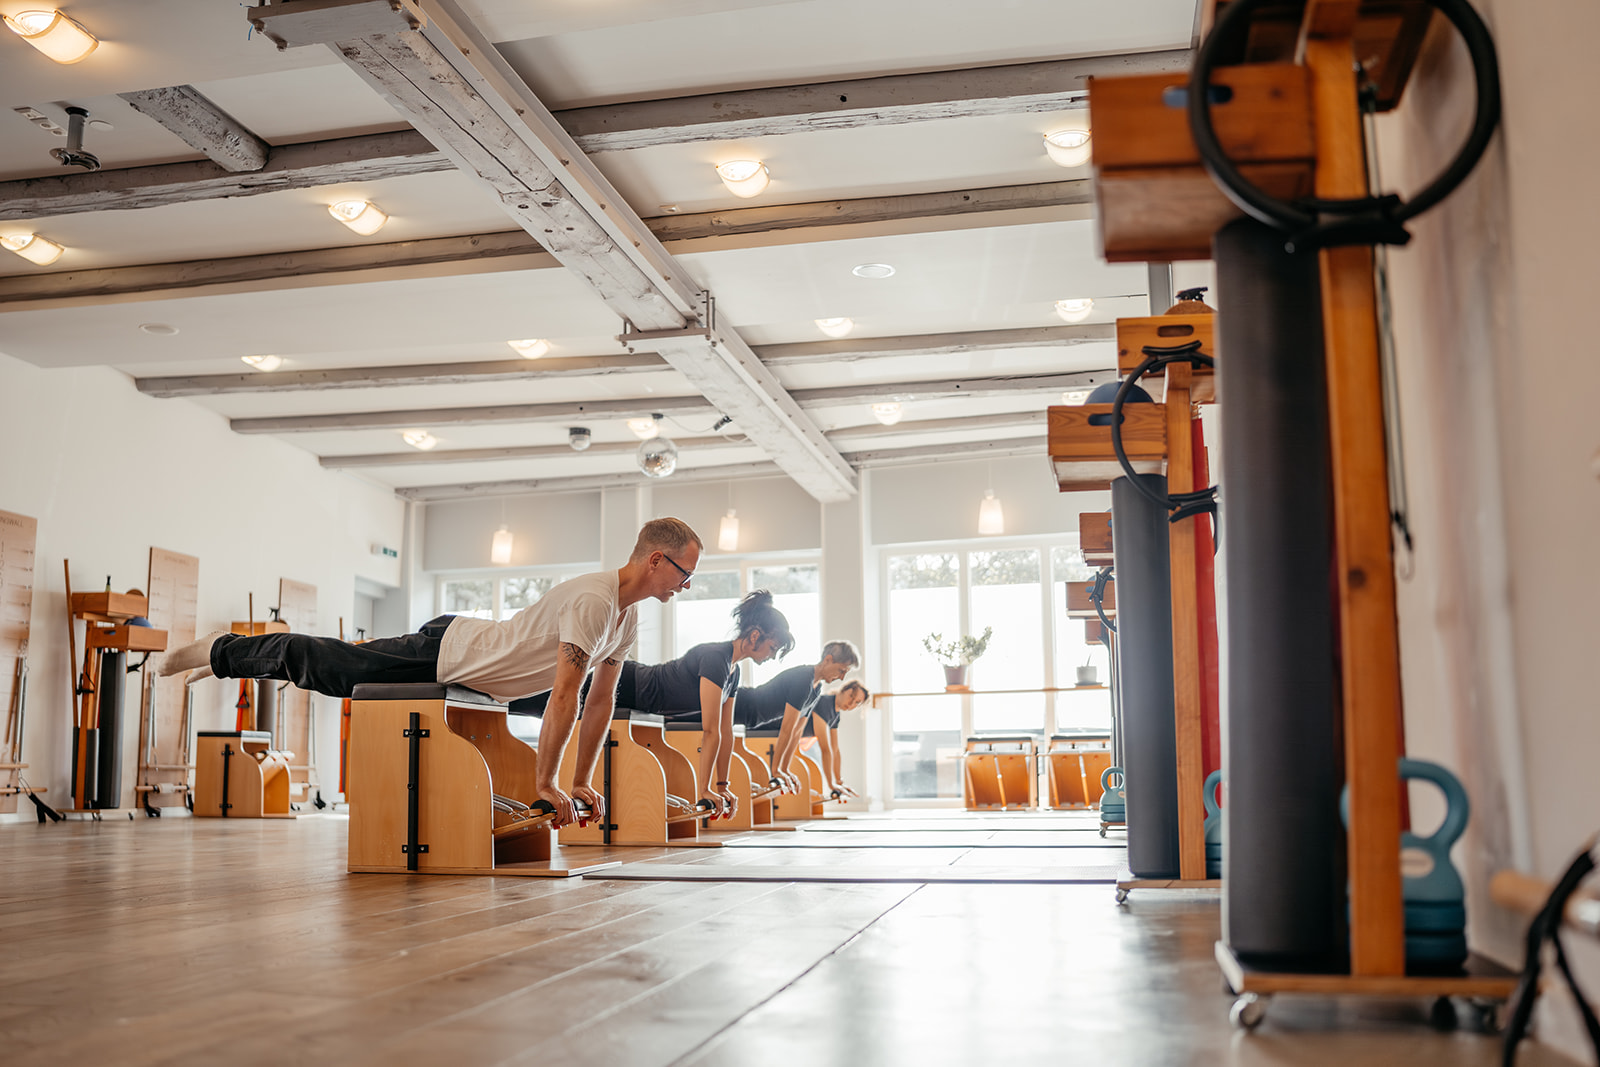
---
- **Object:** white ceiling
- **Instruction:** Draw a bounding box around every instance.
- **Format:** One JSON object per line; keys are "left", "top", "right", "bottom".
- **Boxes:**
{"left": 0, "top": 0, "right": 1204, "bottom": 495}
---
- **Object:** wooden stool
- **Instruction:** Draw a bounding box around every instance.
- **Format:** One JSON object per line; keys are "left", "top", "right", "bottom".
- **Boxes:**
{"left": 346, "top": 683, "right": 617, "bottom": 877}
{"left": 962, "top": 734, "right": 1038, "bottom": 811}
{"left": 663, "top": 722, "right": 754, "bottom": 831}
{"left": 1044, "top": 731, "right": 1113, "bottom": 810}
{"left": 730, "top": 727, "right": 781, "bottom": 829}
{"left": 557, "top": 713, "right": 722, "bottom": 848}
{"left": 194, "top": 731, "right": 293, "bottom": 818}
{"left": 744, "top": 728, "right": 818, "bottom": 822}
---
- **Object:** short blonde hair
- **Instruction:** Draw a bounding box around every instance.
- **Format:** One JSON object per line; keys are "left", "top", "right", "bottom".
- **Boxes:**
{"left": 631, "top": 517, "right": 703, "bottom": 561}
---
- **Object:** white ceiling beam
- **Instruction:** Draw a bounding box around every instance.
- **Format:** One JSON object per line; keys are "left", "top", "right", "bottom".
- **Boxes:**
{"left": 249, "top": 0, "right": 856, "bottom": 502}
{"left": 226, "top": 371, "right": 1097, "bottom": 435}
{"left": 559, "top": 50, "right": 1190, "bottom": 152}
{"left": 0, "top": 130, "right": 449, "bottom": 221}
{"left": 0, "top": 181, "right": 1088, "bottom": 311}
{"left": 841, "top": 436, "right": 1048, "bottom": 468}
{"left": 230, "top": 395, "right": 716, "bottom": 435}
{"left": 320, "top": 433, "right": 739, "bottom": 469}
{"left": 135, "top": 353, "right": 665, "bottom": 397}
{"left": 0, "top": 232, "right": 553, "bottom": 311}
{"left": 756, "top": 323, "right": 1115, "bottom": 367}
{"left": 321, "top": 411, "right": 1046, "bottom": 469}
{"left": 117, "top": 85, "right": 271, "bottom": 173}
{"left": 394, "top": 460, "right": 786, "bottom": 502}
{"left": 792, "top": 370, "right": 1115, "bottom": 408}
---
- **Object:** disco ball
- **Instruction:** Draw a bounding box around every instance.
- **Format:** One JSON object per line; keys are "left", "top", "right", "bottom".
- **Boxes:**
{"left": 637, "top": 435, "right": 679, "bottom": 478}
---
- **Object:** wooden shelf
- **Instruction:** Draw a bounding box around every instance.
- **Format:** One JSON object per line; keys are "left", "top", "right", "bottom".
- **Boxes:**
{"left": 70, "top": 591, "right": 148, "bottom": 621}
{"left": 1048, "top": 403, "right": 1167, "bottom": 492}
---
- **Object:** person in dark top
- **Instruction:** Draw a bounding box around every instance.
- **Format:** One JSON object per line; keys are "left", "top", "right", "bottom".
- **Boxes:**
{"left": 736, "top": 640, "right": 860, "bottom": 794}
{"left": 514, "top": 589, "right": 794, "bottom": 818}
{"left": 804, "top": 681, "right": 870, "bottom": 801}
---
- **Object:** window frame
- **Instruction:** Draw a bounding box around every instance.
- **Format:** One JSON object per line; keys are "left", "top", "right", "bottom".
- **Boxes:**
{"left": 434, "top": 562, "right": 600, "bottom": 622}
{"left": 876, "top": 535, "right": 1091, "bottom": 807}
{"left": 663, "top": 552, "right": 822, "bottom": 684}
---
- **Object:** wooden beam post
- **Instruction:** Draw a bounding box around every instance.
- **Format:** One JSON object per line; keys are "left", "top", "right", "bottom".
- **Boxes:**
{"left": 1304, "top": 34, "right": 1406, "bottom": 978}
{"left": 1163, "top": 362, "right": 1206, "bottom": 882}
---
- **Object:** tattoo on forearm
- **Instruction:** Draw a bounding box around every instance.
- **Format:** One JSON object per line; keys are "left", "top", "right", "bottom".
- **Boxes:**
{"left": 603, "top": 656, "right": 620, "bottom": 666}
{"left": 561, "top": 643, "right": 590, "bottom": 670}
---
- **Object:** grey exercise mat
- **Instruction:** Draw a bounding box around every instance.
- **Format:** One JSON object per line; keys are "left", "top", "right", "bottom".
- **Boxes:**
{"left": 585, "top": 863, "right": 1124, "bottom": 885}
{"left": 724, "top": 830, "right": 1116, "bottom": 849}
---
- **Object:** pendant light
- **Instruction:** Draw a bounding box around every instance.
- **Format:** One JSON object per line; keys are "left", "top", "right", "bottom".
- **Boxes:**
{"left": 718, "top": 482, "right": 739, "bottom": 552}
{"left": 490, "top": 497, "right": 513, "bottom": 565}
{"left": 978, "top": 463, "right": 1005, "bottom": 536}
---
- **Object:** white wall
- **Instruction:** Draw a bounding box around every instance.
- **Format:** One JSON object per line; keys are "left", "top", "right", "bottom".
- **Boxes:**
{"left": 423, "top": 491, "right": 602, "bottom": 571}
{"left": 652, "top": 475, "right": 821, "bottom": 556}
{"left": 1375, "top": 6, "right": 1600, "bottom": 1058}
{"left": 0, "top": 354, "right": 404, "bottom": 819}
{"left": 868, "top": 455, "right": 1111, "bottom": 545}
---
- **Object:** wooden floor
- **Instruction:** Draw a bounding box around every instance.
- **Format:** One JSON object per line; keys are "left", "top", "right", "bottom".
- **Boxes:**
{"left": 0, "top": 812, "right": 1575, "bottom": 1067}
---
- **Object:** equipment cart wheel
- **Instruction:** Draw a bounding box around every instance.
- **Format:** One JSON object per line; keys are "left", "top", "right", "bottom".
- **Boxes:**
{"left": 1429, "top": 996, "right": 1457, "bottom": 1030}
{"left": 1100, "top": 826, "right": 1108, "bottom": 838}
{"left": 1470, "top": 998, "right": 1503, "bottom": 1034}
{"left": 1230, "top": 993, "right": 1268, "bottom": 1031}
{"left": 1115, "top": 887, "right": 1130, "bottom": 904}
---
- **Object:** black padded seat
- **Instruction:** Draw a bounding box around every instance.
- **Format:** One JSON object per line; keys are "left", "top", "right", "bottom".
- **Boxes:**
{"left": 664, "top": 722, "right": 702, "bottom": 732}
{"left": 350, "top": 683, "right": 505, "bottom": 708}
{"left": 967, "top": 733, "right": 1038, "bottom": 744}
{"left": 198, "top": 730, "right": 272, "bottom": 741}
{"left": 1050, "top": 730, "right": 1111, "bottom": 742}
{"left": 745, "top": 727, "right": 781, "bottom": 739}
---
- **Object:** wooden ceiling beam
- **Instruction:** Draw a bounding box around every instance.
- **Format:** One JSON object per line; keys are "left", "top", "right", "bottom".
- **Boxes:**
{"left": 0, "top": 182, "right": 1089, "bottom": 310}
{"left": 117, "top": 85, "right": 271, "bottom": 173}
{"left": 756, "top": 323, "right": 1114, "bottom": 366}
{"left": 559, "top": 50, "right": 1190, "bottom": 152}
{"left": 393, "top": 460, "right": 785, "bottom": 501}
{"left": 136, "top": 353, "right": 665, "bottom": 397}
{"left": 230, "top": 395, "right": 716, "bottom": 435}
{"left": 792, "top": 370, "right": 1116, "bottom": 408}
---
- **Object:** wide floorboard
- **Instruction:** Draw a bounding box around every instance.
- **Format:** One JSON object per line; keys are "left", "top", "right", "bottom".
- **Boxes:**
{"left": 0, "top": 813, "right": 1573, "bottom": 1067}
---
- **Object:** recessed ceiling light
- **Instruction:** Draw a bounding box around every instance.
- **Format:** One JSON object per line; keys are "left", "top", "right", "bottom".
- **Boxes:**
{"left": 240, "top": 354, "right": 281, "bottom": 371}
{"left": 715, "top": 160, "right": 770, "bottom": 198}
{"left": 0, "top": 232, "right": 64, "bottom": 265}
{"left": 1054, "top": 298, "right": 1095, "bottom": 324}
{"left": 658, "top": 204, "right": 681, "bottom": 214}
{"left": 138, "top": 323, "right": 179, "bottom": 336}
{"left": 871, "top": 402, "right": 903, "bottom": 426}
{"left": 4, "top": 9, "right": 98, "bottom": 64}
{"left": 628, "top": 414, "right": 661, "bottom": 440}
{"left": 328, "top": 199, "right": 388, "bottom": 236}
{"left": 815, "top": 317, "right": 854, "bottom": 339}
{"left": 507, "top": 338, "right": 549, "bottom": 359}
{"left": 852, "top": 263, "right": 895, "bottom": 280}
{"left": 1060, "top": 390, "right": 1090, "bottom": 405}
{"left": 401, "top": 429, "right": 438, "bottom": 451}
{"left": 1044, "top": 128, "right": 1092, "bottom": 168}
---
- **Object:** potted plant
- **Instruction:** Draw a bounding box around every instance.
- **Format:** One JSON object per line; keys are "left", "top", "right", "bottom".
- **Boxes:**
{"left": 923, "top": 626, "right": 993, "bottom": 690}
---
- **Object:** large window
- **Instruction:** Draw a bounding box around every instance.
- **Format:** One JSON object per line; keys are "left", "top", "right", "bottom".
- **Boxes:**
{"left": 880, "top": 540, "right": 1112, "bottom": 803}
{"left": 668, "top": 558, "right": 821, "bottom": 685}
{"left": 438, "top": 568, "right": 593, "bottom": 623}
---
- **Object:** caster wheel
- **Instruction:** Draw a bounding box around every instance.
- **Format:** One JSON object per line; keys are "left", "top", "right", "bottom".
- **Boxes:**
{"left": 127, "top": 812, "right": 134, "bottom": 820}
{"left": 1115, "top": 888, "right": 1130, "bottom": 904}
{"left": 1429, "top": 996, "right": 1457, "bottom": 1030}
{"left": 1471, "top": 999, "right": 1502, "bottom": 1034}
{"left": 1230, "top": 994, "right": 1267, "bottom": 1031}
{"left": 1100, "top": 827, "right": 1108, "bottom": 838}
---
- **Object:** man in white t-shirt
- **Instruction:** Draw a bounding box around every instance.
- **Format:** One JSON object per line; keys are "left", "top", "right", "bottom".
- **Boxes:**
{"left": 158, "top": 517, "right": 704, "bottom": 825}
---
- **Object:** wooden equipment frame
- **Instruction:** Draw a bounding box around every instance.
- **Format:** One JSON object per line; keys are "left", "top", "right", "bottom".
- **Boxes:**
{"left": 0, "top": 510, "right": 39, "bottom": 814}
{"left": 663, "top": 722, "right": 756, "bottom": 832}
{"left": 961, "top": 734, "right": 1037, "bottom": 811}
{"left": 64, "top": 580, "right": 168, "bottom": 814}
{"left": 348, "top": 685, "right": 619, "bottom": 876}
{"left": 557, "top": 713, "right": 723, "bottom": 848}
{"left": 193, "top": 730, "right": 293, "bottom": 818}
{"left": 729, "top": 729, "right": 786, "bottom": 830}
{"left": 1087, "top": 0, "right": 1517, "bottom": 1003}
{"left": 742, "top": 728, "right": 827, "bottom": 822}
{"left": 1043, "top": 731, "right": 1113, "bottom": 810}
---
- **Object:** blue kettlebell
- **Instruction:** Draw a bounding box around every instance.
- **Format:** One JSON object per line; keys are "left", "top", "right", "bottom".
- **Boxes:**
{"left": 1202, "top": 769, "right": 1223, "bottom": 879}
{"left": 1340, "top": 757, "right": 1470, "bottom": 968}
{"left": 1099, "top": 766, "right": 1126, "bottom": 824}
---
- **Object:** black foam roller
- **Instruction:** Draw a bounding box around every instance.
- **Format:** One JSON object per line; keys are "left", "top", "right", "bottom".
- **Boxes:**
{"left": 255, "top": 678, "right": 278, "bottom": 745}
{"left": 93, "top": 650, "right": 125, "bottom": 809}
{"left": 1215, "top": 217, "right": 1343, "bottom": 968}
{"left": 1112, "top": 473, "right": 1179, "bottom": 878}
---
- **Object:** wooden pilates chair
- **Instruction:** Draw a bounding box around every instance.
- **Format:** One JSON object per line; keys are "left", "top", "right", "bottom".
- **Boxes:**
{"left": 743, "top": 728, "right": 829, "bottom": 822}
{"left": 1043, "top": 731, "right": 1113, "bottom": 810}
{"left": 345, "top": 683, "right": 618, "bottom": 877}
{"left": 663, "top": 722, "right": 756, "bottom": 831}
{"left": 962, "top": 734, "right": 1038, "bottom": 811}
{"left": 730, "top": 727, "right": 781, "bottom": 829}
{"left": 557, "top": 712, "right": 722, "bottom": 848}
{"left": 193, "top": 730, "right": 293, "bottom": 818}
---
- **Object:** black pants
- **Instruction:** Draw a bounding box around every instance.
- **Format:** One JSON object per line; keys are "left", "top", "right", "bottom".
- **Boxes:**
{"left": 210, "top": 615, "right": 454, "bottom": 699}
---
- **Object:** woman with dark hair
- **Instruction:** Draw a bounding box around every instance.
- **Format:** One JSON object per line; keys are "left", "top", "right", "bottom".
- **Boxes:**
{"left": 513, "top": 589, "right": 793, "bottom": 818}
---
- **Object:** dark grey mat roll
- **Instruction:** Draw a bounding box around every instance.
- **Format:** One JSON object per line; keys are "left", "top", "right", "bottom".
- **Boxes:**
{"left": 1215, "top": 217, "right": 1344, "bottom": 969}
{"left": 93, "top": 650, "right": 125, "bottom": 809}
{"left": 1112, "top": 474, "right": 1180, "bottom": 878}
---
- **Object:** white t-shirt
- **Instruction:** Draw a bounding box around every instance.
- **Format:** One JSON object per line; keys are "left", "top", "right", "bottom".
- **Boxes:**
{"left": 435, "top": 570, "right": 638, "bottom": 703}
